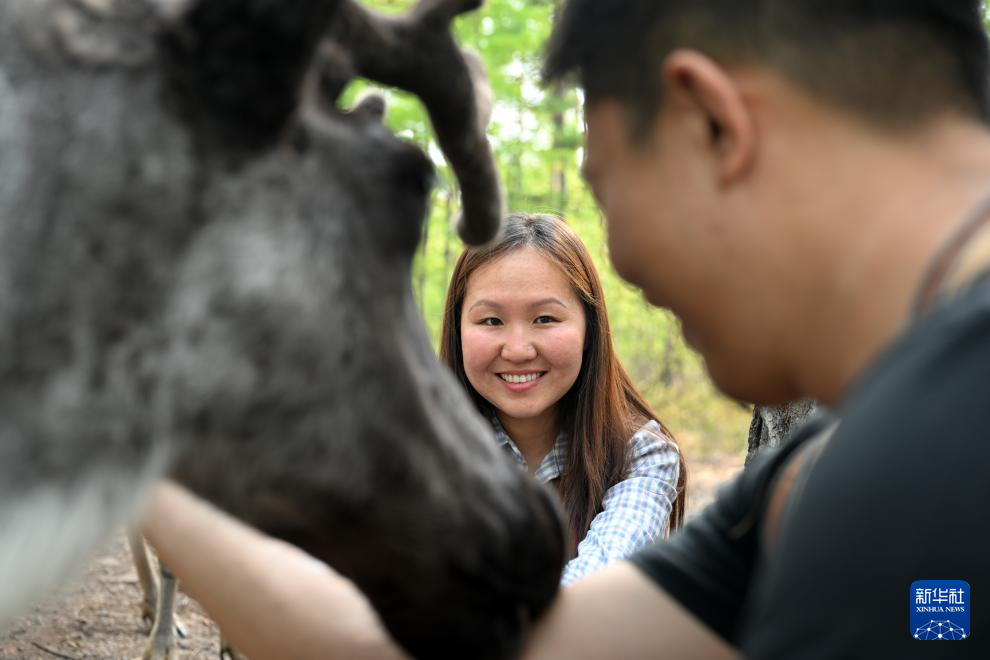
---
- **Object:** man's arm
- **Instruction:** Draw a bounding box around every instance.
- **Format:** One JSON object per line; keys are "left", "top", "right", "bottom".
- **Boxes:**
{"left": 142, "top": 482, "right": 408, "bottom": 660}
{"left": 144, "top": 481, "right": 740, "bottom": 660}
{"left": 524, "top": 561, "right": 739, "bottom": 660}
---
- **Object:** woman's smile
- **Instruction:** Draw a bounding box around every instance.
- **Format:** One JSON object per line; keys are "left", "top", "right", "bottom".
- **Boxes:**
{"left": 497, "top": 370, "right": 547, "bottom": 391}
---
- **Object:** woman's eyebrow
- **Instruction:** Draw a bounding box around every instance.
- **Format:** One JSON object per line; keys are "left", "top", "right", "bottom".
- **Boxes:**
{"left": 528, "top": 297, "right": 568, "bottom": 309}
{"left": 467, "top": 297, "right": 568, "bottom": 312}
{"left": 468, "top": 299, "right": 502, "bottom": 312}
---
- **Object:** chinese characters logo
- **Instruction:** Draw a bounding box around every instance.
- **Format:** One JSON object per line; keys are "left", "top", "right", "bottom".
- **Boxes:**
{"left": 911, "top": 580, "right": 970, "bottom": 640}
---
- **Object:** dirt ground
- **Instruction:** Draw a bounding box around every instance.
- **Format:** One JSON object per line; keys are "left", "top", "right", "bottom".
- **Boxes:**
{"left": 0, "top": 454, "right": 743, "bottom": 660}
{"left": 683, "top": 452, "right": 745, "bottom": 519}
{"left": 0, "top": 533, "right": 225, "bottom": 660}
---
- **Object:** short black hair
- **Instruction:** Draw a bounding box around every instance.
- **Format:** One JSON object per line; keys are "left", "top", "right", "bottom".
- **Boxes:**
{"left": 544, "top": 0, "right": 990, "bottom": 133}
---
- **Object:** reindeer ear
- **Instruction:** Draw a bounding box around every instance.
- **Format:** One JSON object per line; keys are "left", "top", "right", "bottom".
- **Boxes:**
{"left": 350, "top": 92, "right": 387, "bottom": 123}
{"left": 149, "top": 0, "right": 194, "bottom": 22}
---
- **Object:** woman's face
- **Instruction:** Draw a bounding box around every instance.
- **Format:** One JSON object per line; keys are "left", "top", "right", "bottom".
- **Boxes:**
{"left": 460, "top": 247, "right": 587, "bottom": 429}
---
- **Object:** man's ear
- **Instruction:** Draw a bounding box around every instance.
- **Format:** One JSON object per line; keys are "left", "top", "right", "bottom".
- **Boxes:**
{"left": 661, "top": 49, "right": 755, "bottom": 184}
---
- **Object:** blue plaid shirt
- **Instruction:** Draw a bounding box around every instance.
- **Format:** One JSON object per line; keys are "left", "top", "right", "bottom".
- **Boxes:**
{"left": 492, "top": 418, "right": 680, "bottom": 586}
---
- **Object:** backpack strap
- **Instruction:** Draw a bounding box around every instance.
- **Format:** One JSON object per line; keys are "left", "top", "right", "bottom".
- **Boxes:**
{"left": 937, "top": 221, "right": 990, "bottom": 306}
{"left": 762, "top": 421, "right": 837, "bottom": 551}
{"left": 914, "top": 194, "right": 990, "bottom": 317}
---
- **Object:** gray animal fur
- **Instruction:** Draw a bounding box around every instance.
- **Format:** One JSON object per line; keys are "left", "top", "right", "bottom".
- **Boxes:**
{"left": 0, "top": 1, "right": 564, "bottom": 659}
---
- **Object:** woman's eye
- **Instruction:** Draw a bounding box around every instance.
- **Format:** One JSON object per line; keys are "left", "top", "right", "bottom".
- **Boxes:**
{"left": 534, "top": 315, "right": 558, "bottom": 325}
{"left": 481, "top": 317, "right": 502, "bottom": 327}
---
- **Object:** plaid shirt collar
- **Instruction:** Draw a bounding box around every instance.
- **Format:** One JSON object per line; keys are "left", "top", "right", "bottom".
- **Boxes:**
{"left": 491, "top": 416, "right": 568, "bottom": 483}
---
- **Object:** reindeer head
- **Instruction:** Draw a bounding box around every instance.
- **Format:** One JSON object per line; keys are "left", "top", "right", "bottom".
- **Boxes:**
{"left": 155, "top": 1, "right": 567, "bottom": 658}
{"left": 0, "top": 0, "right": 565, "bottom": 657}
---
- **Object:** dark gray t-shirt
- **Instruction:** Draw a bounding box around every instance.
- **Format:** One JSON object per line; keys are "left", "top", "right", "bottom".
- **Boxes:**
{"left": 631, "top": 276, "right": 990, "bottom": 658}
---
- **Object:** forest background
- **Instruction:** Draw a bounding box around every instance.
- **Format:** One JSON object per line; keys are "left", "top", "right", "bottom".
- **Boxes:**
{"left": 354, "top": 0, "right": 749, "bottom": 458}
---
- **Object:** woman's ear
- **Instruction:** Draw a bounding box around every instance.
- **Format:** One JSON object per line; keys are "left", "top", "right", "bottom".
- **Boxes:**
{"left": 661, "top": 49, "right": 756, "bottom": 185}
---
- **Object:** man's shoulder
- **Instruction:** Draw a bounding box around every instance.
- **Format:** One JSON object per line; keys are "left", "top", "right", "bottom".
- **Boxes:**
{"left": 838, "top": 275, "right": 990, "bottom": 450}
{"left": 739, "top": 283, "right": 990, "bottom": 658}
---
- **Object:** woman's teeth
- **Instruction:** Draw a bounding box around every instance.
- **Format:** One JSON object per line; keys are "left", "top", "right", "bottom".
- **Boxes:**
{"left": 500, "top": 373, "right": 541, "bottom": 384}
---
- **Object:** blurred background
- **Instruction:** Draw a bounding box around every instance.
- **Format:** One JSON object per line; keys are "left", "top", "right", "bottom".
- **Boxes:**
{"left": 349, "top": 0, "right": 753, "bottom": 462}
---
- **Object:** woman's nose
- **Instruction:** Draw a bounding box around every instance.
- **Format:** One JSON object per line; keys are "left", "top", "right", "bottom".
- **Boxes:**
{"left": 500, "top": 330, "right": 537, "bottom": 362}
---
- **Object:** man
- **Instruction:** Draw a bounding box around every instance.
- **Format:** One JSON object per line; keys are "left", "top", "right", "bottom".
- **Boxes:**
{"left": 144, "top": 1, "right": 989, "bottom": 658}
{"left": 523, "top": 0, "right": 990, "bottom": 657}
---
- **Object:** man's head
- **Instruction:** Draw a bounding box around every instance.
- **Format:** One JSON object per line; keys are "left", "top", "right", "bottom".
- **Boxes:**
{"left": 546, "top": 0, "right": 989, "bottom": 136}
{"left": 545, "top": 0, "right": 990, "bottom": 403}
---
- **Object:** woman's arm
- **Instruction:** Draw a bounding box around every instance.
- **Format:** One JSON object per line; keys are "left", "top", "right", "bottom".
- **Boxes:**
{"left": 562, "top": 421, "right": 679, "bottom": 585}
{"left": 141, "top": 481, "right": 408, "bottom": 660}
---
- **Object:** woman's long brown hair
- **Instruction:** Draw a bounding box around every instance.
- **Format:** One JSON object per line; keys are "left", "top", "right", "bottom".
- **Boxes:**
{"left": 439, "top": 213, "right": 686, "bottom": 549}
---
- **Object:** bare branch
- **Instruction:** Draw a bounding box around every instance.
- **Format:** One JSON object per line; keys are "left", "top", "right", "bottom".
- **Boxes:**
{"left": 30, "top": 642, "right": 79, "bottom": 660}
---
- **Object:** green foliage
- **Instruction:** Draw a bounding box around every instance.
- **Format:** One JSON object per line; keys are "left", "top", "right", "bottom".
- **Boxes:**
{"left": 354, "top": 0, "right": 750, "bottom": 459}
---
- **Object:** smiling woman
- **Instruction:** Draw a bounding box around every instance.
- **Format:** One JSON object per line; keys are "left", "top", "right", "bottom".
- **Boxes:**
{"left": 460, "top": 247, "right": 587, "bottom": 463}
{"left": 440, "top": 213, "right": 687, "bottom": 586}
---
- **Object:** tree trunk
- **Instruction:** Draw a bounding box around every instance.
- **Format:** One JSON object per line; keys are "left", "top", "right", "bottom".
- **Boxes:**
{"left": 745, "top": 400, "right": 816, "bottom": 463}
{"left": 549, "top": 81, "right": 567, "bottom": 210}
{"left": 549, "top": 0, "right": 567, "bottom": 211}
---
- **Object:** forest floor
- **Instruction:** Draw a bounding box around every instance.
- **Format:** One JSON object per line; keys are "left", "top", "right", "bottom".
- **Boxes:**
{"left": 0, "top": 452, "right": 744, "bottom": 660}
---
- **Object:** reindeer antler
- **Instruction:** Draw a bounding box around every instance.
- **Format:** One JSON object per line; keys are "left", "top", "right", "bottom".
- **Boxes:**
{"left": 327, "top": 0, "right": 503, "bottom": 246}
{"left": 159, "top": 0, "right": 345, "bottom": 152}
{"left": 160, "top": 0, "right": 502, "bottom": 245}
